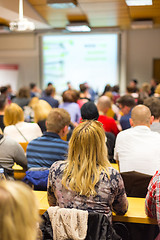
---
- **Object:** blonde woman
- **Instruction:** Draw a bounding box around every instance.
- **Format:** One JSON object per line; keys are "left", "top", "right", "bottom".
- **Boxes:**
{"left": 32, "top": 100, "right": 52, "bottom": 132}
{"left": 47, "top": 120, "right": 128, "bottom": 223}
{"left": 0, "top": 181, "right": 40, "bottom": 240}
{"left": 3, "top": 103, "right": 42, "bottom": 142}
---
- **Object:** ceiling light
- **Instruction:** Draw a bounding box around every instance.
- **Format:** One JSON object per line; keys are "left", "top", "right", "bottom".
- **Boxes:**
{"left": 131, "top": 20, "right": 153, "bottom": 29}
{"left": 9, "top": 0, "right": 35, "bottom": 31}
{"left": 125, "top": 0, "right": 152, "bottom": 6}
{"left": 66, "top": 22, "right": 91, "bottom": 32}
{"left": 47, "top": 0, "right": 77, "bottom": 9}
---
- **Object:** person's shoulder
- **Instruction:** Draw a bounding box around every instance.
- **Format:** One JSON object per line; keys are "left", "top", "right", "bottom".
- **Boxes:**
{"left": 50, "top": 160, "right": 67, "bottom": 173}
{"left": 116, "top": 128, "right": 132, "bottom": 138}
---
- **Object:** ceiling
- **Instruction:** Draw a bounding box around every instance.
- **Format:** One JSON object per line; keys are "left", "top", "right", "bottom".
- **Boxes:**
{"left": 1, "top": 0, "right": 160, "bottom": 31}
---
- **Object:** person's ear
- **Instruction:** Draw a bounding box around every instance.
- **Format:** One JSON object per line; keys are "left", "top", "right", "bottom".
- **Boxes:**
{"left": 150, "top": 116, "right": 154, "bottom": 125}
{"left": 129, "top": 118, "right": 133, "bottom": 127}
{"left": 62, "top": 125, "right": 69, "bottom": 136}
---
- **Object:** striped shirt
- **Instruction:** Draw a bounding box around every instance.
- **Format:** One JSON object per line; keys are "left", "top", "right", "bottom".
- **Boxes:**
{"left": 145, "top": 170, "right": 160, "bottom": 226}
{"left": 27, "top": 132, "right": 68, "bottom": 169}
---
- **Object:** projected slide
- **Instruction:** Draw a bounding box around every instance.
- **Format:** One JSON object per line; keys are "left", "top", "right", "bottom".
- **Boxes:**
{"left": 42, "top": 34, "right": 118, "bottom": 94}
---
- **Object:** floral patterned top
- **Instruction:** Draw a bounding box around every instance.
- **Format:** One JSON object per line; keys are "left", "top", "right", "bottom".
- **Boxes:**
{"left": 47, "top": 161, "right": 128, "bottom": 223}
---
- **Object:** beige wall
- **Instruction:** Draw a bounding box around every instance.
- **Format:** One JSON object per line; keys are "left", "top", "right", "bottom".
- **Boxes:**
{"left": 0, "top": 33, "right": 40, "bottom": 91}
{"left": 127, "top": 28, "right": 160, "bottom": 88}
{"left": 0, "top": 29, "right": 160, "bottom": 93}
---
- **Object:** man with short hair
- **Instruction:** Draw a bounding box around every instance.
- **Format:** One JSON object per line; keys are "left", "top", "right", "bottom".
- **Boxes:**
{"left": 117, "top": 95, "right": 136, "bottom": 130}
{"left": 114, "top": 105, "right": 160, "bottom": 176}
{"left": 144, "top": 97, "right": 160, "bottom": 134}
{"left": 27, "top": 108, "right": 71, "bottom": 169}
{"left": 97, "top": 96, "right": 119, "bottom": 136}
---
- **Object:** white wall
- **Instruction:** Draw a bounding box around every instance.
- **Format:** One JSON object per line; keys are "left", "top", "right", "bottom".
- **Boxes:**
{"left": 0, "top": 33, "right": 40, "bottom": 92}
{"left": 127, "top": 28, "right": 160, "bottom": 87}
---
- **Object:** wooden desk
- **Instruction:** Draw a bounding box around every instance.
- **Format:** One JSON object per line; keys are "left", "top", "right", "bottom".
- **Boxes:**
{"left": 33, "top": 191, "right": 157, "bottom": 225}
{"left": 13, "top": 163, "right": 26, "bottom": 179}
{"left": 111, "top": 163, "right": 119, "bottom": 171}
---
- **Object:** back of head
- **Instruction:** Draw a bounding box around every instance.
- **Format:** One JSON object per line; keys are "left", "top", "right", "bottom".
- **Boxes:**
{"left": 79, "top": 83, "right": 88, "bottom": 93}
{"left": 18, "top": 87, "right": 30, "bottom": 99}
{"left": 4, "top": 103, "right": 24, "bottom": 126}
{"left": 46, "top": 108, "right": 71, "bottom": 133}
{"left": 0, "top": 86, "right": 8, "bottom": 95}
{"left": 32, "top": 100, "right": 52, "bottom": 123}
{"left": 0, "top": 95, "right": 7, "bottom": 111}
{"left": 131, "top": 105, "right": 151, "bottom": 126}
{"left": 62, "top": 120, "right": 110, "bottom": 197}
{"left": 62, "top": 90, "right": 77, "bottom": 103}
{"left": 0, "top": 181, "right": 39, "bottom": 240}
{"left": 117, "top": 95, "right": 136, "bottom": 108}
{"left": 97, "top": 96, "right": 111, "bottom": 112}
{"left": 144, "top": 97, "right": 160, "bottom": 119}
{"left": 81, "top": 102, "right": 99, "bottom": 120}
{"left": 30, "top": 83, "right": 36, "bottom": 90}
{"left": 45, "top": 86, "right": 55, "bottom": 97}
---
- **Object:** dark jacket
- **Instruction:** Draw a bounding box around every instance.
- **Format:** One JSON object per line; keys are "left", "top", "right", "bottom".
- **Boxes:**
{"left": 40, "top": 210, "right": 121, "bottom": 240}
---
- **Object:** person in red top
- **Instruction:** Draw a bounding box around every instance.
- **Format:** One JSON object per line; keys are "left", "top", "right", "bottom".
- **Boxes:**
{"left": 97, "top": 96, "right": 119, "bottom": 136}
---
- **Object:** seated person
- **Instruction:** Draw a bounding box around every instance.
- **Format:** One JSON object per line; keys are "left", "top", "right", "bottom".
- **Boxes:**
{"left": 145, "top": 171, "right": 160, "bottom": 226}
{"left": 117, "top": 95, "right": 136, "bottom": 130}
{"left": 59, "top": 90, "right": 81, "bottom": 126}
{"left": 0, "top": 134, "right": 27, "bottom": 179}
{"left": 0, "top": 181, "right": 40, "bottom": 240}
{"left": 32, "top": 99, "right": 52, "bottom": 133}
{"left": 0, "top": 95, "right": 7, "bottom": 132}
{"left": 80, "top": 101, "right": 116, "bottom": 162}
{"left": 97, "top": 96, "right": 119, "bottom": 136}
{"left": 12, "top": 87, "right": 31, "bottom": 109}
{"left": 27, "top": 108, "right": 71, "bottom": 169}
{"left": 114, "top": 105, "right": 160, "bottom": 176}
{"left": 3, "top": 103, "right": 42, "bottom": 142}
{"left": 40, "top": 86, "right": 59, "bottom": 108}
{"left": 47, "top": 120, "right": 128, "bottom": 224}
{"left": 144, "top": 97, "right": 160, "bottom": 134}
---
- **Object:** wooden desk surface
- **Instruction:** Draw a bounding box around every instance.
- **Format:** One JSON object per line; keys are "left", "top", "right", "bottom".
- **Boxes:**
{"left": 13, "top": 163, "right": 26, "bottom": 179}
{"left": 33, "top": 191, "right": 157, "bottom": 225}
{"left": 111, "top": 163, "right": 119, "bottom": 171}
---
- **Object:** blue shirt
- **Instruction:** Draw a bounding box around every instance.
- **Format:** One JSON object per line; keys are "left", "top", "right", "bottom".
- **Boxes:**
{"left": 27, "top": 132, "right": 68, "bottom": 169}
{"left": 120, "top": 110, "right": 131, "bottom": 130}
{"left": 40, "top": 96, "right": 59, "bottom": 108}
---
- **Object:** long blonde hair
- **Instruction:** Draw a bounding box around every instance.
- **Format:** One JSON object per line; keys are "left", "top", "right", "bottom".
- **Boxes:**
{"left": 62, "top": 120, "right": 111, "bottom": 197}
{"left": 0, "top": 181, "right": 40, "bottom": 240}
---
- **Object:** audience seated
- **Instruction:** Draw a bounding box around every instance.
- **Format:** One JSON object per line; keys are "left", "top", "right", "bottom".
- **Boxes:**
{"left": 59, "top": 90, "right": 81, "bottom": 126}
{"left": 0, "top": 181, "right": 40, "bottom": 240}
{"left": 0, "top": 133, "right": 27, "bottom": 179}
{"left": 3, "top": 103, "right": 42, "bottom": 142}
{"left": 80, "top": 101, "right": 116, "bottom": 162}
{"left": 30, "top": 83, "right": 41, "bottom": 98}
{"left": 114, "top": 105, "right": 160, "bottom": 176}
{"left": 40, "top": 86, "right": 59, "bottom": 108}
{"left": 32, "top": 99, "right": 52, "bottom": 133}
{"left": 12, "top": 87, "right": 31, "bottom": 109}
{"left": 27, "top": 108, "right": 70, "bottom": 169}
{"left": 144, "top": 97, "right": 160, "bottom": 134}
{"left": 47, "top": 121, "right": 128, "bottom": 224}
{"left": 117, "top": 95, "right": 136, "bottom": 130}
{"left": 0, "top": 95, "right": 7, "bottom": 132}
{"left": 97, "top": 96, "right": 119, "bottom": 136}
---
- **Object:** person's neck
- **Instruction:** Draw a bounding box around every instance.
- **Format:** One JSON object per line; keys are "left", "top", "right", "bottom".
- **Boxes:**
{"left": 0, "top": 110, "right": 4, "bottom": 115}
{"left": 153, "top": 118, "right": 160, "bottom": 123}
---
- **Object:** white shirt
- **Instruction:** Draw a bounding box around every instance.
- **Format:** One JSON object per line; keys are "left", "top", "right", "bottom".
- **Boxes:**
{"left": 4, "top": 121, "right": 42, "bottom": 143}
{"left": 114, "top": 126, "right": 160, "bottom": 176}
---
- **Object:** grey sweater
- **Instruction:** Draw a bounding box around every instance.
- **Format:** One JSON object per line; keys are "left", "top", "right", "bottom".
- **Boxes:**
{"left": 0, "top": 136, "right": 27, "bottom": 179}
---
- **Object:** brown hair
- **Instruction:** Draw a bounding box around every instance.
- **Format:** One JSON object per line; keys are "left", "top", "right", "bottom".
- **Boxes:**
{"left": 46, "top": 108, "right": 71, "bottom": 133}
